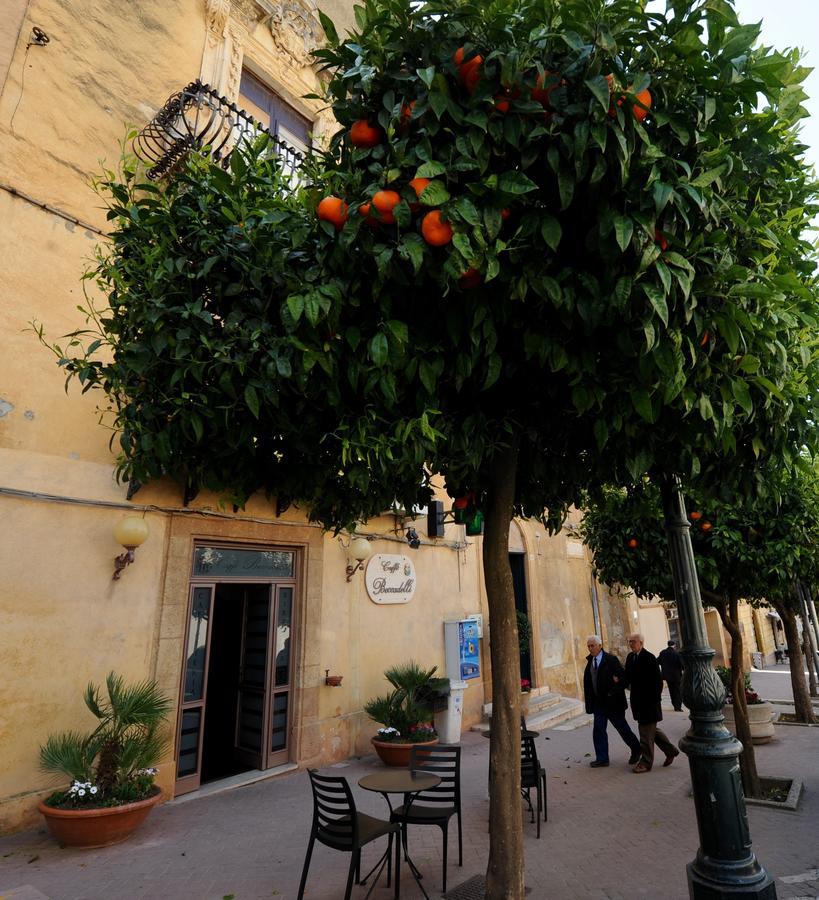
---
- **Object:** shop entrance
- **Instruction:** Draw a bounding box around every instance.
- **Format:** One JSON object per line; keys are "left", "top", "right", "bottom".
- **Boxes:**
{"left": 175, "top": 544, "right": 297, "bottom": 796}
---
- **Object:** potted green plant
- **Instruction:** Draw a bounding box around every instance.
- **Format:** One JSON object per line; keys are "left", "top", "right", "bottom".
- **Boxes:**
{"left": 365, "top": 662, "right": 449, "bottom": 766}
{"left": 38, "top": 672, "right": 171, "bottom": 848}
{"left": 715, "top": 666, "right": 777, "bottom": 744}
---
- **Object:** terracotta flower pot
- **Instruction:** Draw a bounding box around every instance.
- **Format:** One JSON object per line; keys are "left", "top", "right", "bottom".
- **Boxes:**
{"left": 722, "top": 701, "right": 778, "bottom": 745}
{"left": 38, "top": 787, "right": 161, "bottom": 848}
{"left": 371, "top": 737, "right": 438, "bottom": 767}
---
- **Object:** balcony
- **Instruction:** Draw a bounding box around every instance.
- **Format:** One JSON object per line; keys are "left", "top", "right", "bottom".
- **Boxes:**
{"left": 133, "top": 80, "right": 303, "bottom": 181}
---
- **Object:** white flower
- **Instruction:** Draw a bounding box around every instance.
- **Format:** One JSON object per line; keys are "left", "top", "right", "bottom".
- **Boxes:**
{"left": 78, "top": 789, "right": 86, "bottom": 797}
{"left": 90, "top": 786, "right": 98, "bottom": 794}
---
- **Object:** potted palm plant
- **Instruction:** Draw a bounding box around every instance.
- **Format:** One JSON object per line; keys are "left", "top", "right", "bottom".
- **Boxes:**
{"left": 38, "top": 672, "right": 171, "bottom": 848}
{"left": 365, "top": 662, "right": 449, "bottom": 766}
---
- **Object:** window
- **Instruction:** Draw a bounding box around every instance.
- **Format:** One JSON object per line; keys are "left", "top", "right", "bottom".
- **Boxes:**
{"left": 238, "top": 69, "right": 310, "bottom": 180}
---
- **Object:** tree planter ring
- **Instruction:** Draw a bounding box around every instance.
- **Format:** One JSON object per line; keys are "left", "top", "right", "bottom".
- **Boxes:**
{"left": 722, "top": 702, "right": 778, "bottom": 744}
{"left": 38, "top": 787, "right": 162, "bottom": 848}
{"left": 371, "top": 738, "right": 438, "bottom": 767}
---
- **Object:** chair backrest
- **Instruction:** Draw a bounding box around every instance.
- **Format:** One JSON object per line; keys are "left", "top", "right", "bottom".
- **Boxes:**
{"left": 306, "top": 768, "right": 358, "bottom": 850}
{"left": 520, "top": 735, "right": 541, "bottom": 788}
{"left": 409, "top": 744, "right": 461, "bottom": 807}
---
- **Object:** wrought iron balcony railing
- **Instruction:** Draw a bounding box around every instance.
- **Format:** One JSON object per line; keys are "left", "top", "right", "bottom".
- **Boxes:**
{"left": 133, "top": 80, "right": 303, "bottom": 181}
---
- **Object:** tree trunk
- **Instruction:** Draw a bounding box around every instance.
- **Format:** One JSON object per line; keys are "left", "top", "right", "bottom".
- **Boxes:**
{"left": 799, "top": 583, "right": 819, "bottom": 695}
{"left": 713, "top": 595, "right": 761, "bottom": 797}
{"left": 774, "top": 598, "right": 817, "bottom": 724}
{"left": 483, "top": 442, "right": 524, "bottom": 900}
{"left": 803, "top": 614, "right": 817, "bottom": 698}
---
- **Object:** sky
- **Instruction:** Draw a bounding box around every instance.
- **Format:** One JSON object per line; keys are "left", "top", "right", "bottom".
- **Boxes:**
{"left": 734, "top": 0, "right": 819, "bottom": 170}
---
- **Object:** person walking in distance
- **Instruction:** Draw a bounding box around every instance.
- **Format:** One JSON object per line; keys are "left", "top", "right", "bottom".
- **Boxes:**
{"left": 624, "top": 634, "right": 680, "bottom": 773}
{"left": 583, "top": 635, "right": 641, "bottom": 768}
{"left": 658, "top": 640, "right": 684, "bottom": 712}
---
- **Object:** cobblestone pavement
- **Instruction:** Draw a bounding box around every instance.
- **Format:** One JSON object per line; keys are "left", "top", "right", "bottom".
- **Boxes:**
{"left": 2, "top": 690, "right": 817, "bottom": 900}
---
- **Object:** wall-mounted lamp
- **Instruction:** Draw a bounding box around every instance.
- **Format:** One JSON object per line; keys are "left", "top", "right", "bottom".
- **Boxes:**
{"left": 343, "top": 535, "right": 372, "bottom": 581}
{"left": 112, "top": 515, "right": 149, "bottom": 580}
{"left": 405, "top": 527, "right": 421, "bottom": 549}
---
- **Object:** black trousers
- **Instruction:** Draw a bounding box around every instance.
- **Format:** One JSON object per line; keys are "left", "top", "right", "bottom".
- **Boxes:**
{"left": 666, "top": 678, "right": 683, "bottom": 710}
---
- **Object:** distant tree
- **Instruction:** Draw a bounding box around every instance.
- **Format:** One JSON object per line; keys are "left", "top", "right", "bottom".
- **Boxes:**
{"left": 582, "top": 467, "right": 819, "bottom": 793}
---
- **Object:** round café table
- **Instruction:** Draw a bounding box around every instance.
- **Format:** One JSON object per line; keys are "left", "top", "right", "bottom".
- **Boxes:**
{"left": 359, "top": 769, "right": 441, "bottom": 900}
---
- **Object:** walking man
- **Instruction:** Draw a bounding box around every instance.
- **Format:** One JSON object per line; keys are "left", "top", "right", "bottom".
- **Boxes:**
{"left": 583, "top": 635, "right": 641, "bottom": 768}
{"left": 624, "top": 633, "right": 680, "bottom": 773}
{"left": 658, "top": 640, "right": 684, "bottom": 711}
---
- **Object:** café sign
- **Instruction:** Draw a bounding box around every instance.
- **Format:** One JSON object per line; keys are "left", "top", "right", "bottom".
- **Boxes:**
{"left": 365, "top": 554, "right": 416, "bottom": 605}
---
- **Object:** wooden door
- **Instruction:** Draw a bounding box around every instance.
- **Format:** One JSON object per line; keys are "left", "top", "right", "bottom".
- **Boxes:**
{"left": 234, "top": 587, "right": 273, "bottom": 767}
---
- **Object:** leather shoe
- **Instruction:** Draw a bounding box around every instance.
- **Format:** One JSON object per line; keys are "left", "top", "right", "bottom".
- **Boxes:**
{"left": 589, "top": 760, "right": 609, "bottom": 768}
{"left": 673, "top": 707, "right": 683, "bottom": 712}
{"left": 663, "top": 751, "right": 679, "bottom": 767}
{"left": 628, "top": 750, "right": 641, "bottom": 765}
{"left": 633, "top": 763, "right": 651, "bottom": 774}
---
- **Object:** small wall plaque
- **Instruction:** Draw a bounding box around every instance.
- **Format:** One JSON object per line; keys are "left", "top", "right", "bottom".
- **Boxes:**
{"left": 365, "top": 554, "right": 416, "bottom": 605}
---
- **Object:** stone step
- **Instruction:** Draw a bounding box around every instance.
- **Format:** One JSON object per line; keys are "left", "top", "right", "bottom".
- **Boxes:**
{"left": 550, "top": 711, "right": 594, "bottom": 731}
{"left": 480, "top": 689, "right": 561, "bottom": 721}
{"left": 472, "top": 694, "right": 586, "bottom": 734}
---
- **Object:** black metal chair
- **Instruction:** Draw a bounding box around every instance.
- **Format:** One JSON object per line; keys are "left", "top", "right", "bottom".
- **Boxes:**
{"left": 390, "top": 744, "right": 463, "bottom": 892}
{"left": 298, "top": 769, "right": 401, "bottom": 900}
{"left": 520, "top": 734, "right": 547, "bottom": 838}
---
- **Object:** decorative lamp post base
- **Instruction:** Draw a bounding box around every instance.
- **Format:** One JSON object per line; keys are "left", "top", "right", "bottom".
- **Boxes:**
{"left": 688, "top": 863, "right": 776, "bottom": 899}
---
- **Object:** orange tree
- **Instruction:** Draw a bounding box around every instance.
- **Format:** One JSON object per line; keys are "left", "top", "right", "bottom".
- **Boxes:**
{"left": 580, "top": 468, "right": 819, "bottom": 798}
{"left": 46, "top": 0, "right": 819, "bottom": 895}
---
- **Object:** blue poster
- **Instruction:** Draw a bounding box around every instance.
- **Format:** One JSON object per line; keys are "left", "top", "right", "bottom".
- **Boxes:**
{"left": 459, "top": 620, "right": 481, "bottom": 680}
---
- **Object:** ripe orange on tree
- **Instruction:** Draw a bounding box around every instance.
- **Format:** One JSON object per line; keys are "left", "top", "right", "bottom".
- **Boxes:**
{"left": 408, "top": 177, "right": 431, "bottom": 212}
{"left": 699, "top": 330, "right": 710, "bottom": 348}
{"left": 317, "top": 196, "right": 348, "bottom": 230}
{"left": 400, "top": 100, "right": 416, "bottom": 126}
{"left": 689, "top": 510, "right": 703, "bottom": 522}
{"left": 358, "top": 202, "right": 379, "bottom": 228}
{"left": 532, "top": 71, "right": 561, "bottom": 109}
{"left": 349, "top": 119, "right": 382, "bottom": 148}
{"left": 458, "top": 268, "right": 482, "bottom": 290}
{"left": 501, "top": 208, "right": 511, "bottom": 220}
{"left": 627, "top": 538, "right": 639, "bottom": 549}
{"left": 654, "top": 229, "right": 668, "bottom": 251}
{"left": 700, "top": 521, "right": 713, "bottom": 533}
{"left": 454, "top": 47, "right": 483, "bottom": 94}
{"left": 372, "top": 189, "right": 401, "bottom": 225}
{"left": 421, "top": 210, "right": 453, "bottom": 246}
{"left": 632, "top": 89, "right": 652, "bottom": 122}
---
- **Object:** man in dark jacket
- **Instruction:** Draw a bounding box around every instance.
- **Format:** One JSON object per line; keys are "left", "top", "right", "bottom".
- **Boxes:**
{"left": 624, "top": 634, "right": 680, "bottom": 773}
{"left": 658, "top": 640, "right": 684, "bottom": 711}
{"left": 583, "top": 635, "right": 641, "bottom": 768}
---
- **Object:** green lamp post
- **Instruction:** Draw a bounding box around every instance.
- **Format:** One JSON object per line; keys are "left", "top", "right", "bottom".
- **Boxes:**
{"left": 662, "top": 476, "right": 775, "bottom": 899}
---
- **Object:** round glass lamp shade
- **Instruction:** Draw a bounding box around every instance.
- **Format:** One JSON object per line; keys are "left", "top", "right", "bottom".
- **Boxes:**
{"left": 113, "top": 516, "right": 150, "bottom": 549}
{"left": 349, "top": 537, "right": 372, "bottom": 562}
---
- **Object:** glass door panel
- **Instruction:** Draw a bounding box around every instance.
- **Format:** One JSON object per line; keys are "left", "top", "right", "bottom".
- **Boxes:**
{"left": 267, "top": 585, "right": 293, "bottom": 766}
{"left": 175, "top": 585, "right": 214, "bottom": 794}
{"left": 234, "top": 588, "right": 272, "bottom": 766}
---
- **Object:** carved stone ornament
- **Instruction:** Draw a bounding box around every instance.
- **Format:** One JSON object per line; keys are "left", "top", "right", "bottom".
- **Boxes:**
{"left": 267, "top": 0, "right": 322, "bottom": 66}
{"left": 205, "top": 0, "right": 231, "bottom": 40}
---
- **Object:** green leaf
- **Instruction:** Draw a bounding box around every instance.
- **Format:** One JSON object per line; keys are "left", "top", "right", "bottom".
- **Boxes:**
{"left": 287, "top": 293, "right": 304, "bottom": 323}
{"left": 585, "top": 75, "right": 612, "bottom": 113}
{"left": 416, "top": 161, "right": 447, "bottom": 178}
{"left": 631, "top": 389, "right": 655, "bottom": 422}
{"left": 417, "top": 66, "right": 436, "bottom": 88}
{"left": 244, "top": 384, "right": 260, "bottom": 419}
{"left": 419, "top": 181, "right": 450, "bottom": 205}
{"left": 614, "top": 215, "right": 633, "bottom": 252}
{"left": 498, "top": 172, "right": 538, "bottom": 194}
{"left": 483, "top": 354, "right": 501, "bottom": 390}
{"left": 369, "top": 332, "right": 389, "bottom": 366}
{"left": 557, "top": 169, "right": 574, "bottom": 209}
{"left": 643, "top": 284, "right": 669, "bottom": 327}
{"left": 540, "top": 215, "right": 561, "bottom": 251}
